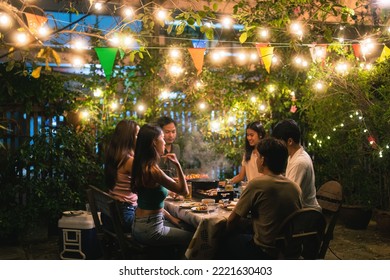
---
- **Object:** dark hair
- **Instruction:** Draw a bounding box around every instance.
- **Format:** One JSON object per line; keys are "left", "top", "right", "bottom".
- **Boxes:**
{"left": 155, "top": 116, "right": 177, "bottom": 129}
{"left": 257, "top": 137, "right": 288, "bottom": 174}
{"left": 131, "top": 124, "right": 162, "bottom": 193}
{"left": 271, "top": 119, "right": 301, "bottom": 144}
{"left": 244, "top": 121, "right": 266, "bottom": 162}
{"left": 104, "top": 119, "right": 138, "bottom": 189}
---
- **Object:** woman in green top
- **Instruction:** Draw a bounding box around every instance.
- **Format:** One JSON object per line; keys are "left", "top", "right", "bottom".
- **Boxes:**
{"left": 131, "top": 124, "right": 193, "bottom": 257}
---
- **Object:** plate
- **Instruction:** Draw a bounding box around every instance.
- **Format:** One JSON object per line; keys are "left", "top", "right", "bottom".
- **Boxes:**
{"left": 191, "top": 206, "right": 216, "bottom": 213}
{"left": 62, "top": 210, "right": 84, "bottom": 217}
{"left": 179, "top": 202, "right": 199, "bottom": 209}
{"left": 165, "top": 195, "right": 184, "bottom": 201}
{"left": 226, "top": 205, "right": 235, "bottom": 211}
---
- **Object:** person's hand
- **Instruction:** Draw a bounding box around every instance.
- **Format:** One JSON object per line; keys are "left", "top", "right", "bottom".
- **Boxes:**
{"left": 169, "top": 216, "right": 182, "bottom": 228}
{"left": 168, "top": 191, "right": 184, "bottom": 201}
{"left": 162, "top": 153, "right": 179, "bottom": 166}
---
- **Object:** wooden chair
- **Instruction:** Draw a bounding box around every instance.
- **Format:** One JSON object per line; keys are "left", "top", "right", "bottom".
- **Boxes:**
{"left": 275, "top": 208, "right": 326, "bottom": 259}
{"left": 86, "top": 185, "right": 179, "bottom": 259}
{"left": 87, "top": 185, "right": 127, "bottom": 259}
{"left": 316, "top": 180, "right": 343, "bottom": 259}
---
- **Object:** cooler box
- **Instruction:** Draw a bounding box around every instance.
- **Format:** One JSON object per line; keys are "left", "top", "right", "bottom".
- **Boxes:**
{"left": 58, "top": 211, "right": 101, "bottom": 260}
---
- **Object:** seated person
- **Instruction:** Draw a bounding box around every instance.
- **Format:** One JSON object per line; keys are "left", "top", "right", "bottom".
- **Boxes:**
{"left": 155, "top": 116, "right": 181, "bottom": 177}
{"left": 271, "top": 119, "right": 321, "bottom": 210}
{"left": 219, "top": 137, "right": 303, "bottom": 259}
{"left": 131, "top": 124, "right": 193, "bottom": 259}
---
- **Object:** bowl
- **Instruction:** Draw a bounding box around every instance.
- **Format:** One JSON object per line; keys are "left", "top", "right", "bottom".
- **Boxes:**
{"left": 201, "top": 198, "right": 216, "bottom": 205}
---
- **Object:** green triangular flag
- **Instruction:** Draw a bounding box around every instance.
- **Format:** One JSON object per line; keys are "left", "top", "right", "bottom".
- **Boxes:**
{"left": 94, "top": 47, "right": 118, "bottom": 81}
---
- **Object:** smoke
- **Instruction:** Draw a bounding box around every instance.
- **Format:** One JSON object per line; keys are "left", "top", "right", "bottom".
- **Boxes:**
{"left": 182, "top": 130, "right": 233, "bottom": 179}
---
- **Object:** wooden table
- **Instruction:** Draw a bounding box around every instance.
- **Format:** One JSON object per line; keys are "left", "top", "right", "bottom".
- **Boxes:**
{"left": 164, "top": 198, "right": 231, "bottom": 259}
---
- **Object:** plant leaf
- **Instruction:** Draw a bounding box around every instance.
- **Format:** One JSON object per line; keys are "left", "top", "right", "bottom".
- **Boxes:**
{"left": 31, "top": 67, "right": 42, "bottom": 79}
{"left": 239, "top": 32, "right": 248, "bottom": 44}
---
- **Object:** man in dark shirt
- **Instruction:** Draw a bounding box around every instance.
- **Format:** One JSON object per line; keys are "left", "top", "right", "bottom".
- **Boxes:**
{"left": 156, "top": 116, "right": 181, "bottom": 177}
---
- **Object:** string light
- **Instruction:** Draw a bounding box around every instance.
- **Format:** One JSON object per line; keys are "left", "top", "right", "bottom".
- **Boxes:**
{"left": 159, "top": 89, "right": 170, "bottom": 99}
{"left": 199, "top": 102, "right": 206, "bottom": 110}
{"left": 93, "top": 88, "right": 103, "bottom": 97}
{"left": 156, "top": 9, "right": 167, "bottom": 21}
{"left": 123, "top": 7, "right": 134, "bottom": 19}
{"left": 80, "top": 110, "right": 90, "bottom": 120}
{"left": 0, "top": 13, "right": 11, "bottom": 27}
{"left": 259, "top": 28, "right": 270, "bottom": 39}
{"left": 311, "top": 110, "right": 389, "bottom": 158}
{"left": 221, "top": 17, "right": 233, "bottom": 29}
{"left": 169, "top": 48, "right": 181, "bottom": 59}
{"left": 136, "top": 104, "right": 145, "bottom": 112}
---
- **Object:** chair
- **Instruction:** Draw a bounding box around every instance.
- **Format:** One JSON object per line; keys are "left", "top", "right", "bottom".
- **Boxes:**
{"left": 86, "top": 185, "right": 179, "bottom": 259}
{"left": 275, "top": 208, "right": 326, "bottom": 259}
{"left": 86, "top": 185, "right": 149, "bottom": 259}
{"left": 316, "top": 180, "right": 343, "bottom": 259}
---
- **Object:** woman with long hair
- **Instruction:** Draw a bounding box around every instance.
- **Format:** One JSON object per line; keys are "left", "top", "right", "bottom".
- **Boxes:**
{"left": 131, "top": 124, "right": 193, "bottom": 256}
{"left": 229, "top": 121, "right": 266, "bottom": 184}
{"left": 104, "top": 119, "right": 139, "bottom": 232}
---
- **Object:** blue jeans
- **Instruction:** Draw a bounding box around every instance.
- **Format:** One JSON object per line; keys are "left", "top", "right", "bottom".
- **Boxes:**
{"left": 132, "top": 212, "right": 193, "bottom": 254}
{"left": 101, "top": 203, "right": 136, "bottom": 233}
{"left": 121, "top": 203, "right": 136, "bottom": 232}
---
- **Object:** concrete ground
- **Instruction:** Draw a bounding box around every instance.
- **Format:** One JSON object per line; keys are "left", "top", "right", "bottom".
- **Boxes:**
{"left": 0, "top": 220, "right": 389, "bottom": 260}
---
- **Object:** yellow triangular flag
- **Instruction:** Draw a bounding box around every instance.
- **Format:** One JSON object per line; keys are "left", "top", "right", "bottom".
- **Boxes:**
{"left": 188, "top": 48, "right": 206, "bottom": 75}
{"left": 262, "top": 47, "right": 274, "bottom": 73}
{"left": 378, "top": 45, "right": 390, "bottom": 63}
{"left": 25, "top": 13, "right": 48, "bottom": 34}
{"left": 256, "top": 45, "right": 274, "bottom": 74}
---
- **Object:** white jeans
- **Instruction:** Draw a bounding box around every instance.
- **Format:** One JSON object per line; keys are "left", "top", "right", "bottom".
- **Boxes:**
{"left": 132, "top": 212, "right": 193, "bottom": 249}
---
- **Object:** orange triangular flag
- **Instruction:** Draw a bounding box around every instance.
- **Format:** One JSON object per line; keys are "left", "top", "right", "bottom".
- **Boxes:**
{"left": 188, "top": 48, "right": 206, "bottom": 75}
{"left": 256, "top": 43, "right": 274, "bottom": 73}
{"left": 352, "top": 44, "right": 363, "bottom": 60}
{"left": 25, "top": 13, "right": 48, "bottom": 34}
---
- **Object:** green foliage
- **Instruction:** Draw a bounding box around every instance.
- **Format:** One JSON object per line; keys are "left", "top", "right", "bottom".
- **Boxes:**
{"left": 303, "top": 59, "right": 390, "bottom": 210}
{"left": 0, "top": 126, "right": 104, "bottom": 239}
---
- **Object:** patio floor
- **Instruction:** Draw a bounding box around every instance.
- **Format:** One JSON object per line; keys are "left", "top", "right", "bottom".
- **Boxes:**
{"left": 1, "top": 220, "right": 389, "bottom": 260}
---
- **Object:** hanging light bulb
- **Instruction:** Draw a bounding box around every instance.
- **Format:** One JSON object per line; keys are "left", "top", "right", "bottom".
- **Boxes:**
{"left": 221, "top": 17, "right": 233, "bottom": 28}
{"left": 93, "top": 88, "right": 103, "bottom": 97}
{"left": 156, "top": 9, "right": 167, "bottom": 21}
{"left": 0, "top": 13, "right": 12, "bottom": 27}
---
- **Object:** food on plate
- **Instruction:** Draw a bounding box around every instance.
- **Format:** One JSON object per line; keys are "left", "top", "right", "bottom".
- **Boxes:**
{"left": 196, "top": 188, "right": 218, "bottom": 197}
{"left": 193, "top": 204, "right": 208, "bottom": 211}
{"left": 185, "top": 173, "right": 209, "bottom": 180}
{"left": 179, "top": 202, "right": 200, "bottom": 208}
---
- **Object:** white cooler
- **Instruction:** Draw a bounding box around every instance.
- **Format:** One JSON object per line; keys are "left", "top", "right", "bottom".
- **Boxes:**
{"left": 58, "top": 211, "right": 101, "bottom": 260}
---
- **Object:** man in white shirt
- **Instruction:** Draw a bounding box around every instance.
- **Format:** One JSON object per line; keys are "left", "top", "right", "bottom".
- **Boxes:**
{"left": 271, "top": 119, "right": 321, "bottom": 211}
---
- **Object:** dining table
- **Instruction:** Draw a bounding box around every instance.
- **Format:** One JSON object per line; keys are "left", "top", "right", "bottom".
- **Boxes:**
{"left": 164, "top": 197, "right": 233, "bottom": 260}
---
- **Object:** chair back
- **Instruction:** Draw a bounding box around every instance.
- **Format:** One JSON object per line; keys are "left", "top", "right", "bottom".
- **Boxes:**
{"left": 316, "top": 180, "right": 343, "bottom": 259}
{"left": 86, "top": 185, "right": 130, "bottom": 259}
{"left": 276, "top": 208, "right": 326, "bottom": 259}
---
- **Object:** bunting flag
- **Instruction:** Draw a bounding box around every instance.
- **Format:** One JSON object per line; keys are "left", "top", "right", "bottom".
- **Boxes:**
{"left": 352, "top": 44, "right": 363, "bottom": 60}
{"left": 188, "top": 48, "right": 206, "bottom": 75}
{"left": 191, "top": 39, "right": 208, "bottom": 48}
{"left": 378, "top": 45, "right": 390, "bottom": 63}
{"left": 94, "top": 47, "right": 118, "bottom": 81}
{"left": 255, "top": 43, "right": 274, "bottom": 73}
{"left": 25, "top": 13, "right": 48, "bottom": 34}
